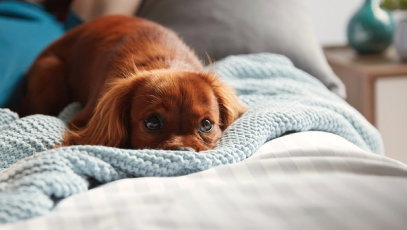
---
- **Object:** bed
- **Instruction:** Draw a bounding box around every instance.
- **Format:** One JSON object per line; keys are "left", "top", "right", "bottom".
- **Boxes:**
{"left": 1, "top": 0, "right": 407, "bottom": 229}
{"left": 1, "top": 130, "right": 407, "bottom": 230}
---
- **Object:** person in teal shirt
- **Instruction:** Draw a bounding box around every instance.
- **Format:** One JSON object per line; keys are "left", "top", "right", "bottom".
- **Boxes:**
{"left": 0, "top": 0, "right": 141, "bottom": 109}
{"left": 0, "top": 1, "right": 64, "bottom": 109}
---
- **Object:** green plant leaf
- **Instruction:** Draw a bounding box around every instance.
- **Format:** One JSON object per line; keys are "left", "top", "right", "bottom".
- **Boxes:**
{"left": 381, "top": 0, "right": 407, "bottom": 10}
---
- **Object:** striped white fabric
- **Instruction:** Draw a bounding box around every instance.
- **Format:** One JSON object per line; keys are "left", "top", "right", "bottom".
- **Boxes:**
{"left": 1, "top": 131, "right": 406, "bottom": 230}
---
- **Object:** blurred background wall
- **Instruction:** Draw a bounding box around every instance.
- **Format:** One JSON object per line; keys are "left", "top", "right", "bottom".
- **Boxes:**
{"left": 307, "top": 0, "right": 365, "bottom": 46}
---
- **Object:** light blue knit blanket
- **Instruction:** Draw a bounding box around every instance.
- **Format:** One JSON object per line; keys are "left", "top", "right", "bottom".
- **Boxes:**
{"left": 0, "top": 53, "right": 383, "bottom": 223}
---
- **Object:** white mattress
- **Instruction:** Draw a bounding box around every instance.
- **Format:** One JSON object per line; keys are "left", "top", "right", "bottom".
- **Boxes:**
{"left": 1, "top": 131, "right": 406, "bottom": 230}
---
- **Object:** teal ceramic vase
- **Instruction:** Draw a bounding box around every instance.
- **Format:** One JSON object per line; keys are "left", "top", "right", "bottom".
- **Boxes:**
{"left": 347, "top": 0, "right": 395, "bottom": 54}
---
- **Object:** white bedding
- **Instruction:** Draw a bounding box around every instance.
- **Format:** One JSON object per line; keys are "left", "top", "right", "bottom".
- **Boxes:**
{"left": 1, "top": 131, "right": 406, "bottom": 230}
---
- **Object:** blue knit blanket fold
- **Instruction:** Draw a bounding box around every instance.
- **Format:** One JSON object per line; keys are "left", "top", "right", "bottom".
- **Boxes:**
{"left": 0, "top": 53, "right": 383, "bottom": 223}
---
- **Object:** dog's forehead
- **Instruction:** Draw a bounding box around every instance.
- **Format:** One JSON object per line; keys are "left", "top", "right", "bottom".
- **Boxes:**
{"left": 146, "top": 72, "right": 216, "bottom": 103}
{"left": 130, "top": 72, "right": 220, "bottom": 121}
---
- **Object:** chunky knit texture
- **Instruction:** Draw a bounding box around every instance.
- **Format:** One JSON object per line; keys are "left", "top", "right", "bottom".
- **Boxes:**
{"left": 0, "top": 54, "right": 383, "bottom": 223}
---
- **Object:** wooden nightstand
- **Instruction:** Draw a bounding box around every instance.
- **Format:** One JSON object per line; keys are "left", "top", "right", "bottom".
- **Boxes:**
{"left": 324, "top": 46, "right": 407, "bottom": 163}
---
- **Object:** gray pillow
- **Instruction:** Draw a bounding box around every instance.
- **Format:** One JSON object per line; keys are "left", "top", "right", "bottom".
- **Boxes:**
{"left": 136, "top": 0, "right": 346, "bottom": 98}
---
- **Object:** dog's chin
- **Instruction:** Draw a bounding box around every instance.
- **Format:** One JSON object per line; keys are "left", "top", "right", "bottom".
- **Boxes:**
{"left": 158, "top": 141, "right": 214, "bottom": 152}
{"left": 162, "top": 134, "right": 216, "bottom": 152}
{"left": 128, "top": 143, "right": 209, "bottom": 152}
{"left": 129, "top": 135, "right": 218, "bottom": 152}
{"left": 160, "top": 145, "right": 210, "bottom": 152}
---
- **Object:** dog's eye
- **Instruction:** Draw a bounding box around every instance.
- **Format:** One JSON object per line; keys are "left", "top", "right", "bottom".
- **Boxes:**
{"left": 199, "top": 119, "right": 213, "bottom": 133}
{"left": 144, "top": 115, "right": 161, "bottom": 130}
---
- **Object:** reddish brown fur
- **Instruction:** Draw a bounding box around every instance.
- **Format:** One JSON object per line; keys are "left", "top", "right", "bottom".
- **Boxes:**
{"left": 18, "top": 15, "right": 246, "bottom": 151}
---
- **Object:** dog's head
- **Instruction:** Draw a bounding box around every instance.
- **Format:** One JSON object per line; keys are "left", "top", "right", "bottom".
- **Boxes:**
{"left": 63, "top": 70, "right": 246, "bottom": 152}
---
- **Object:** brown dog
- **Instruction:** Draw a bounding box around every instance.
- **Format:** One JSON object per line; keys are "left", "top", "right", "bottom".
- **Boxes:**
{"left": 18, "top": 15, "right": 246, "bottom": 152}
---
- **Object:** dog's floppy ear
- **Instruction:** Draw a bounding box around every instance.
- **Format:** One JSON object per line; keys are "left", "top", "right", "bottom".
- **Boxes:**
{"left": 62, "top": 77, "right": 137, "bottom": 148}
{"left": 208, "top": 74, "right": 247, "bottom": 130}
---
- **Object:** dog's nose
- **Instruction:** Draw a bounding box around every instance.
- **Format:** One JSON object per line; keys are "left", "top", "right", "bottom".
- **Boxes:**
{"left": 173, "top": 147, "right": 195, "bottom": 151}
